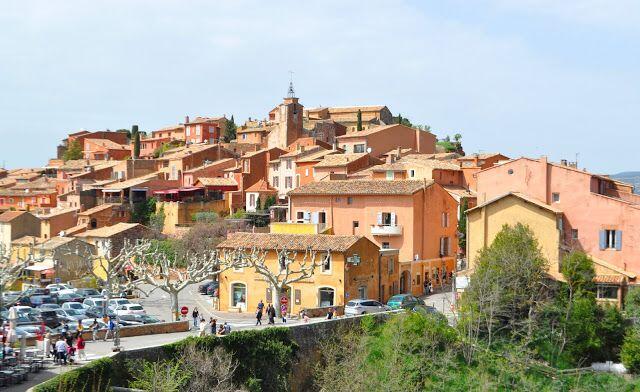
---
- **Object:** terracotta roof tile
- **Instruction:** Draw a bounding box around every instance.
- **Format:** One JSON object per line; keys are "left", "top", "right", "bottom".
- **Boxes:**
{"left": 196, "top": 177, "right": 238, "bottom": 187}
{"left": 74, "top": 222, "right": 144, "bottom": 238}
{"left": 84, "top": 138, "right": 130, "bottom": 150}
{"left": 217, "top": 232, "right": 364, "bottom": 252}
{"left": 78, "top": 204, "right": 117, "bottom": 216}
{"left": 313, "top": 153, "right": 369, "bottom": 168}
{"left": 245, "top": 179, "right": 276, "bottom": 193}
{"left": 0, "top": 211, "right": 28, "bottom": 223}
{"left": 289, "top": 179, "right": 432, "bottom": 196}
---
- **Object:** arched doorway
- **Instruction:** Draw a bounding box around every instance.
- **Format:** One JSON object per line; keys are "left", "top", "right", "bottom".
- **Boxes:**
{"left": 400, "top": 271, "right": 411, "bottom": 294}
{"left": 90, "top": 218, "right": 98, "bottom": 229}
{"left": 318, "top": 287, "right": 335, "bottom": 307}
{"left": 230, "top": 282, "right": 247, "bottom": 311}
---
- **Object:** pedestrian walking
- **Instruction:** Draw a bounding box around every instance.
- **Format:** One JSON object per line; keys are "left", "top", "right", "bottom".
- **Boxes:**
{"left": 210, "top": 318, "right": 217, "bottom": 335}
{"left": 76, "top": 335, "right": 86, "bottom": 361}
{"left": 55, "top": 337, "right": 68, "bottom": 365}
{"left": 192, "top": 307, "right": 200, "bottom": 329}
{"left": 326, "top": 307, "right": 334, "bottom": 320}
{"left": 224, "top": 322, "right": 231, "bottom": 334}
{"left": 105, "top": 317, "right": 116, "bottom": 341}
{"left": 198, "top": 318, "right": 207, "bottom": 337}
{"left": 256, "top": 303, "right": 263, "bottom": 326}
{"left": 90, "top": 319, "right": 99, "bottom": 341}
{"left": 43, "top": 332, "right": 52, "bottom": 358}
{"left": 423, "top": 279, "right": 429, "bottom": 295}
{"left": 267, "top": 304, "right": 276, "bottom": 325}
{"left": 301, "top": 309, "right": 309, "bottom": 323}
{"left": 280, "top": 303, "right": 287, "bottom": 323}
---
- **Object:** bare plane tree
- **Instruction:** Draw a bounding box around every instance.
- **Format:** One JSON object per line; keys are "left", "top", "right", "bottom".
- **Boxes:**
{"left": 233, "top": 246, "right": 326, "bottom": 317}
{"left": 0, "top": 243, "right": 45, "bottom": 309}
{"left": 128, "top": 241, "right": 240, "bottom": 320}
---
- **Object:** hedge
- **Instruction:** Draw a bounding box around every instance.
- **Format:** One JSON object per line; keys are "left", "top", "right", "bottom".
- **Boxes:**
{"left": 34, "top": 328, "right": 298, "bottom": 392}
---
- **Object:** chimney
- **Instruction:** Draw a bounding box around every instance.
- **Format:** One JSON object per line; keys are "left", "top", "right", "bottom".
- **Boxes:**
{"left": 332, "top": 141, "right": 338, "bottom": 151}
{"left": 185, "top": 115, "right": 190, "bottom": 124}
{"left": 560, "top": 159, "right": 568, "bottom": 166}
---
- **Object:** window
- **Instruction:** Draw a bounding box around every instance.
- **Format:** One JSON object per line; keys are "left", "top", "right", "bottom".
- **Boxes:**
{"left": 319, "top": 287, "right": 334, "bottom": 307}
{"left": 249, "top": 194, "right": 256, "bottom": 207}
{"left": 382, "top": 242, "right": 390, "bottom": 249}
{"left": 354, "top": 144, "right": 366, "bottom": 153}
{"left": 601, "top": 229, "right": 622, "bottom": 250}
{"left": 321, "top": 254, "right": 332, "bottom": 273}
{"left": 597, "top": 285, "right": 618, "bottom": 300}
{"left": 507, "top": 169, "right": 514, "bottom": 175}
{"left": 185, "top": 126, "right": 190, "bottom": 136}
{"left": 305, "top": 168, "right": 309, "bottom": 176}
{"left": 286, "top": 159, "right": 292, "bottom": 170}
{"left": 440, "top": 237, "right": 451, "bottom": 256}
{"left": 243, "top": 160, "right": 250, "bottom": 172}
{"left": 441, "top": 212, "right": 450, "bottom": 228}
{"left": 416, "top": 274, "right": 421, "bottom": 285}
{"left": 295, "top": 289, "right": 301, "bottom": 305}
{"left": 231, "top": 283, "right": 247, "bottom": 308}
{"left": 386, "top": 171, "right": 394, "bottom": 180}
{"left": 388, "top": 257, "right": 394, "bottom": 274}
{"left": 552, "top": 192, "right": 560, "bottom": 203}
{"left": 409, "top": 169, "right": 415, "bottom": 178}
{"left": 353, "top": 221, "right": 359, "bottom": 229}
{"left": 285, "top": 176, "right": 292, "bottom": 188}
{"left": 272, "top": 176, "right": 279, "bottom": 187}
{"left": 195, "top": 125, "right": 201, "bottom": 136}
{"left": 358, "top": 286, "right": 367, "bottom": 300}
{"left": 347, "top": 197, "right": 353, "bottom": 204}
{"left": 242, "top": 134, "right": 247, "bottom": 140}
{"left": 377, "top": 212, "right": 396, "bottom": 226}
{"left": 572, "top": 229, "right": 579, "bottom": 240}
{"left": 296, "top": 211, "right": 304, "bottom": 222}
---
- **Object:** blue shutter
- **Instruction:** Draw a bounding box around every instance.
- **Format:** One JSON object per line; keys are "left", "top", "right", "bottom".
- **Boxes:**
{"left": 615, "top": 230, "right": 623, "bottom": 251}
{"left": 599, "top": 230, "right": 606, "bottom": 250}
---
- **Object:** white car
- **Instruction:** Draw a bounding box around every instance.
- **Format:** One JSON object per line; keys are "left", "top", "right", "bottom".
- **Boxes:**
{"left": 114, "top": 304, "right": 146, "bottom": 316}
{"left": 46, "top": 283, "right": 76, "bottom": 295}
{"left": 108, "top": 298, "right": 131, "bottom": 310}
{"left": 83, "top": 298, "right": 106, "bottom": 308}
{"left": 344, "top": 299, "right": 390, "bottom": 316}
{"left": 61, "top": 302, "right": 89, "bottom": 313}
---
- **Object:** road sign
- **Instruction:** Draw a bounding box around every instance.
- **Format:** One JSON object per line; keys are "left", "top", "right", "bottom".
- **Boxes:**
{"left": 180, "top": 306, "right": 189, "bottom": 316}
{"left": 280, "top": 295, "right": 288, "bottom": 305}
{"left": 55, "top": 278, "right": 61, "bottom": 284}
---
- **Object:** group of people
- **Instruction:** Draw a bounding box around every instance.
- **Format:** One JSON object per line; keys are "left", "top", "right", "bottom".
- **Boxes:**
{"left": 255, "top": 300, "right": 287, "bottom": 325}
{"left": 48, "top": 327, "right": 86, "bottom": 365}
{"left": 192, "top": 308, "right": 232, "bottom": 337}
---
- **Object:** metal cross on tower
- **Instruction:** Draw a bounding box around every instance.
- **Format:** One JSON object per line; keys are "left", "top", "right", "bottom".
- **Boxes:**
{"left": 287, "top": 70, "right": 295, "bottom": 98}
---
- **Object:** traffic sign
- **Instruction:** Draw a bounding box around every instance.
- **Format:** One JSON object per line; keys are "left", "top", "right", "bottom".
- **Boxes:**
{"left": 280, "top": 295, "right": 288, "bottom": 305}
{"left": 55, "top": 278, "right": 61, "bottom": 284}
{"left": 180, "top": 306, "right": 189, "bottom": 316}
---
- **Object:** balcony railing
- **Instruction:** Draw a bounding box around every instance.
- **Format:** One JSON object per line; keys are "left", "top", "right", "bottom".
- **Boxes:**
{"left": 370, "top": 224, "right": 403, "bottom": 236}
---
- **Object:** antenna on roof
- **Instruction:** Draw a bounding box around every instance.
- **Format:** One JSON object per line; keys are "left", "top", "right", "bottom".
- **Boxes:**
{"left": 287, "top": 70, "right": 295, "bottom": 98}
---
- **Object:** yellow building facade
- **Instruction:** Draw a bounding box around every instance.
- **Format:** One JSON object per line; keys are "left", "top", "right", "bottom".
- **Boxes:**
{"left": 217, "top": 232, "right": 397, "bottom": 315}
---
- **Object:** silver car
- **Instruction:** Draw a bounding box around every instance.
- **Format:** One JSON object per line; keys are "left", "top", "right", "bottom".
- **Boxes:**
{"left": 344, "top": 299, "right": 390, "bottom": 316}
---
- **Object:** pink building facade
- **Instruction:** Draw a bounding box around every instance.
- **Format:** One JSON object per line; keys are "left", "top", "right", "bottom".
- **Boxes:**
{"left": 476, "top": 157, "right": 640, "bottom": 275}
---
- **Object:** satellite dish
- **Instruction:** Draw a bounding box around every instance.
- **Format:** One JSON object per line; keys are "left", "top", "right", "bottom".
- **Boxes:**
{"left": 366, "top": 147, "right": 372, "bottom": 153}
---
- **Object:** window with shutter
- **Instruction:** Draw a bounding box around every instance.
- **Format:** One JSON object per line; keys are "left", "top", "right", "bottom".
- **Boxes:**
{"left": 599, "top": 230, "right": 607, "bottom": 250}
{"left": 615, "top": 230, "right": 623, "bottom": 251}
{"left": 377, "top": 212, "right": 383, "bottom": 225}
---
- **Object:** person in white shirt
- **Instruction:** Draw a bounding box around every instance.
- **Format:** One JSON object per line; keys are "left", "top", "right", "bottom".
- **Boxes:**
{"left": 55, "top": 338, "right": 68, "bottom": 365}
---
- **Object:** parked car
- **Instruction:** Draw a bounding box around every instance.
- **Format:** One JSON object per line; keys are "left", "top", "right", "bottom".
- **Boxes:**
{"left": 114, "top": 304, "right": 146, "bottom": 316}
{"left": 85, "top": 306, "right": 115, "bottom": 319}
{"left": 15, "top": 325, "right": 54, "bottom": 338}
{"left": 55, "top": 292, "right": 84, "bottom": 304}
{"left": 54, "top": 308, "right": 85, "bottom": 321}
{"left": 37, "top": 310, "right": 62, "bottom": 329}
{"left": 198, "top": 281, "right": 217, "bottom": 294}
{"left": 83, "top": 298, "right": 106, "bottom": 308}
{"left": 30, "top": 295, "right": 57, "bottom": 307}
{"left": 206, "top": 283, "right": 219, "bottom": 296}
{"left": 23, "top": 287, "right": 50, "bottom": 296}
{"left": 62, "top": 302, "right": 89, "bottom": 313}
{"left": 107, "top": 298, "right": 131, "bottom": 310}
{"left": 118, "top": 314, "right": 163, "bottom": 324}
{"left": 345, "top": 299, "right": 391, "bottom": 316}
{"left": 76, "top": 288, "right": 101, "bottom": 298}
{"left": 38, "top": 303, "right": 61, "bottom": 310}
{"left": 386, "top": 294, "right": 421, "bottom": 310}
{"left": 46, "top": 283, "right": 76, "bottom": 296}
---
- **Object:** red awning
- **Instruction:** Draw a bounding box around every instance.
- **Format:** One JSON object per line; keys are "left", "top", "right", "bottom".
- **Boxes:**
{"left": 178, "top": 187, "right": 204, "bottom": 192}
{"left": 153, "top": 189, "right": 179, "bottom": 195}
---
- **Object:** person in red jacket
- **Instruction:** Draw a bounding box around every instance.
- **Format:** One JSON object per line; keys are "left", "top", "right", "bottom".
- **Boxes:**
{"left": 76, "top": 335, "right": 86, "bottom": 361}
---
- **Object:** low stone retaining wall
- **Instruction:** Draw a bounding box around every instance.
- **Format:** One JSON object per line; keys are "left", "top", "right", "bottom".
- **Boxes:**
{"left": 24, "top": 320, "right": 190, "bottom": 347}
{"left": 301, "top": 305, "right": 344, "bottom": 318}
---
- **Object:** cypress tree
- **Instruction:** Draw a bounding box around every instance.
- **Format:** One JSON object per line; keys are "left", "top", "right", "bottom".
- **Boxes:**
{"left": 132, "top": 125, "right": 140, "bottom": 159}
{"left": 356, "top": 109, "right": 362, "bottom": 131}
{"left": 224, "top": 115, "right": 237, "bottom": 142}
{"left": 398, "top": 113, "right": 403, "bottom": 125}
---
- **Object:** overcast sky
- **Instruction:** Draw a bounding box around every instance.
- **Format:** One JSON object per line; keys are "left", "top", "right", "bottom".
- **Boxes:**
{"left": 0, "top": 0, "right": 638, "bottom": 173}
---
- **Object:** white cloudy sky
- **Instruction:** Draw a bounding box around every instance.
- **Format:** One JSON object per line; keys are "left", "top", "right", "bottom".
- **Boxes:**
{"left": 0, "top": 0, "right": 638, "bottom": 173}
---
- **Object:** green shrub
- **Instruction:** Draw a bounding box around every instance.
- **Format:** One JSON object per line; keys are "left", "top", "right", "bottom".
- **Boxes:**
{"left": 625, "top": 287, "right": 640, "bottom": 318}
{"left": 34, "top": 357, "right": 115, "bottom": 392}
{"left": 621, "top": 327, "right": 640, "bottom": 373}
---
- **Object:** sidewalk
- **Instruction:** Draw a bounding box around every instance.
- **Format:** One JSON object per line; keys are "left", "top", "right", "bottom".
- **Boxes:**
{"left": 420, "top": 289, "right": 457, "bottom": 322}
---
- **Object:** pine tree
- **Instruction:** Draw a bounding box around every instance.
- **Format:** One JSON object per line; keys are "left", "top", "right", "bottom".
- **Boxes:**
{"left": 132, "top": 125, "right": 140, "bottom": 159}
{"left": 224, "top": 115, "right": 237, "bottom": 142}
{"left": 398, "top": 113, "right": 403, "bottom": 125}
{"left": 63, "top": 140, "right": 83, "bottom": 161}
{"left": 458, "top": 198, "right": 468, "bottom": 254}
{"left": 356, "top": 109, "right": 362, "bottom": 131}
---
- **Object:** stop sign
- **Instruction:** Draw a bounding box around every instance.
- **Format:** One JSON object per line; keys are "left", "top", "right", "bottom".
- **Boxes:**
{"left": 280, "top": 295, "right": 288, "bottom": 305}
{"left": 180, "top": 306, "right": 189, "bottom": 316}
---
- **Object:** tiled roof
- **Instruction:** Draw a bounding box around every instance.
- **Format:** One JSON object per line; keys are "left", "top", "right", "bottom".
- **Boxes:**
{"left": 10, "top": 177, "right": 59, "bottom": 190}
{"left": 468, "top": 192, "right": 563, "bottom": 214}
{"left": 313, "top": 153, "right": 369, "bottom": 168}
{"left": 196, "top": 177, "right": 237, "bottom": 187}
{"left": 84, "top": 138, "right": 130, "bottom": 150}
{"left": 336, "top": 124, "right": 427, "bottom": 139}
{"left": 184, "top": 116, "right": 225, "bottom": 124}
{"left": 370, "top": 157, "right": 460, "bottom": 172}
{"left": 158, "top": 143, "right": 219, "bottom": 160}
{"left": 0, "top": 188, "right": 56, "bottom": 196}
{"left": 36, "top": 207, "right": 78, "bottom": 219}
{"left": 0, "top": 211, "right": 28, "bottom": 223}
{"left": 296, "top": 149, "right": 341, "bottom": 163}
{"left": 11, "top": 236, "right": 44, "bottom": 246}
{"left": 442, "top": 185, "right": 476, "bottom": 199}
{"left": 183, "top": 158, "right": 236, "bottom": 174}
{"left": 237, "top": 127, "right": 271, "bottom": 134}
{"left": 38, "top": 236, "right": 78, "bottom": 250}
{"left": 289, "top": 179, "right": 431, "bottom": 196}
{"left": 217, "top": 232, "right": 364, "bottom": 252}
{"left": 75, "top": 222, "right": 143, "bottom": 238}
{"left": 0, "top": 178, "right": 17, "bottom": 188}
{"left": 245, "top": 179, "right": 276, "bottom": 193}
{"left": 306, "top": 105, "right": 386, "bottom": 114}
{"left": 102, "top": 173, "right": 159, "bottom": 191}
{"left": 78, "top": 204, "right": 117, "bottom": 216}
{"left": 593, "top": 275, "right": 625, "bottom": 284}
{"left": 458, "top": 153, "right": 505, "bottom": 160}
